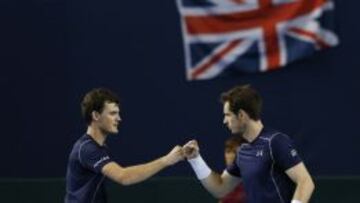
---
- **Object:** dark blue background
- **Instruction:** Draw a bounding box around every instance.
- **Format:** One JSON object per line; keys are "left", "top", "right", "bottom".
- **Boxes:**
{"left": 0, "top": 0, "right": 358, "bottom": 178}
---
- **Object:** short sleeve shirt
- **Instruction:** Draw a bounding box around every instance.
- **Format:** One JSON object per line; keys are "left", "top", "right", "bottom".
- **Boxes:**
{"left": 65, "top": 134, "right": 113, "bottom": 203}
{"left": 226, "top": 128, "right": 302, "bottom": 203}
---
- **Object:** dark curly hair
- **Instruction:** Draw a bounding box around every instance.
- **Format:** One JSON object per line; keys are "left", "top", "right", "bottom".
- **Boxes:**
{"left": 220, "top": 84, "right": 262, "bottom": 120}
{"left": 81, "top": 88, "right": 120, "bottom": 125}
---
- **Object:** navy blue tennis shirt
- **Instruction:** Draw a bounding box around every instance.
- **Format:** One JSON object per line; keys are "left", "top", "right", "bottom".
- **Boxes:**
{"left": 65, "top": 134, "right": 113, "bottom": 203}
{"left": 227, "top": 128, "right": 302, "bottom": 203}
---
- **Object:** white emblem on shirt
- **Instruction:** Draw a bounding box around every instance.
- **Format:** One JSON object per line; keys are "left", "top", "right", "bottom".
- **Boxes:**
{"left": 256, "top": 150, "right": 263, "bottom": 157}
{"left": 93, "top": 156, "right": 110, "bottom": 168}
{"left": 291, "top": 149, "right": 297, "bottom": 157}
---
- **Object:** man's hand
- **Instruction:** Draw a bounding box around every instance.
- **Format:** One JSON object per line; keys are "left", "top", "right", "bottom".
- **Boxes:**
{"left": 182, "top": 140, "right": 200, "bottom": 159}
{"left": 162, "top": 145, "right": 184, "bottom": 166}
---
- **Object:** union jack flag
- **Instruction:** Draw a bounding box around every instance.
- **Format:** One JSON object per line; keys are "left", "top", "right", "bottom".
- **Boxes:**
{"left": 176, "top": 0, "right": 339, "bottom": 80}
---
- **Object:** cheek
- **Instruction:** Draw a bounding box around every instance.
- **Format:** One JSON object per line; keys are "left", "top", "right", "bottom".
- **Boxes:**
{"left": 108, "top": 118, "right": 116, "bottom": 127}
{"left": 230, "top": 118, "right": 237, "bottom": 126}
{"left": 100, "top": 117, "right": 112, "bottom": 128}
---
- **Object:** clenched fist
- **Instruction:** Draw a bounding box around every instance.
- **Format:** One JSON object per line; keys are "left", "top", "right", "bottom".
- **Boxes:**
{"left": 162, "top": 145, "right": 184, "bottom": 166}
{"left": 182, "top": 140, "right": 200, "bottom": 159}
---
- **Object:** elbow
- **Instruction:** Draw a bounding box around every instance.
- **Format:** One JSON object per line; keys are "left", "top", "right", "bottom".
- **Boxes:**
{"left": 112, "top": 175, "right": 127, "bottom": 186}
{"left": 113, "top": 171, "right": 134, "bottom": 186}
{"left": 118, "top": 174, "right": 139, "bottom": 186}
{"left": 115, "top": 176, "right": 131, "bottom": 186}
{"left": 102, "top": 163, "right": 137, "bottom": 186}
{"left": 309, "top": 177, "right": 315, "bottom": 193}
{"left": 299, "top": 175, "right": 315, "bottom": 195}
{"left": 305, "top": 174, "right": 315, "bottom": 193}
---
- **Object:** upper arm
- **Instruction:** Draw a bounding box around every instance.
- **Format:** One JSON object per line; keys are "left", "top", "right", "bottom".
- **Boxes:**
{"left": 221, "top": 170, "right": 242, "bottom": 192}
{"left": 199, "top": 168, "right": 241, "bottom": 198}
{"left": 271, "top": 134, "right": 302, "bottom": 171}
{"left": 285, "top": 162, "right": 312, "bottom": 184}
{"left": 101, "top": 162, "right": 126, "bottom": 184}
{"left": 271, "top": 134, "right": 312, "bottom": 185}
{"left": 79, "top": 143, "right": 112, "bottom": 173}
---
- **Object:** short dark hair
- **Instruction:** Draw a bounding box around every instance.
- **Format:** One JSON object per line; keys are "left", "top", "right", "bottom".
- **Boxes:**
{"left": 220, "top": 84, "right": 262, "bottom": 120}
{"left": 81, "top": 88, "right": 120, "bottom": 125}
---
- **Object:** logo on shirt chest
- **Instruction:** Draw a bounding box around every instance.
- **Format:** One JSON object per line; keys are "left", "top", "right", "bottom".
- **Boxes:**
{"left": 291, "top": 149, "right": 297, "bottom": 157}
{"left": 256, "top": 150, "right": 263, "bottom": 157}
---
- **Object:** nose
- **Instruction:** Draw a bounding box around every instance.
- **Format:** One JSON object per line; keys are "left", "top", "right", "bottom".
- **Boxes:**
{"left": 223, "top": 117, "right": 227, "bottom": 124}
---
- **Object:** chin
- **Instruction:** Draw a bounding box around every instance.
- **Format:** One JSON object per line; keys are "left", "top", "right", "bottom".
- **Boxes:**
{"left": 107, "top": 129, "right": 118, "bottom": 134}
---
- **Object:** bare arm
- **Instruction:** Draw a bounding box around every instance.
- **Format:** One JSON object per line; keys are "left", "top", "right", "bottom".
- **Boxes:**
{"left": 286, "top": 162, "right": 315, "bottom": 203}
{"left": 183, "top": 140, "right": 241, "bottom": 198}
{"left": 102, "top": 145, "right": 184, "bottom": 185}
{"left": 201, "top": 170, "right": 241, "bottom": 198}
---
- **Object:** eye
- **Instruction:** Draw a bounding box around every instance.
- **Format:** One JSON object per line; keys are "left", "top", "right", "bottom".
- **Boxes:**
{"left": 110, "top": 112, "right": 118, "bottom": 116}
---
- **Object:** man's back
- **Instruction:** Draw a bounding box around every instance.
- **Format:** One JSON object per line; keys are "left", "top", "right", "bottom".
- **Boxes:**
{"left": 65, "top": 134, "right": 112, "bottom": 203}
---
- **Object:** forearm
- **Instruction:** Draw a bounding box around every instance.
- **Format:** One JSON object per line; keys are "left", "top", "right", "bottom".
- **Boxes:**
{"left": 292, "top": 177, "right": 315, "bottom": 203}
{"left": 104, "top": 146, "right": 182, "bottom": 186}
{"left": 201, "top": 172, "right": 233, "bottom": 198}
{"left": 119, "top": 157, "right": 167, "bottom": 185}
{"left": 188, "top": 155, "right": 237, "bottom": 198}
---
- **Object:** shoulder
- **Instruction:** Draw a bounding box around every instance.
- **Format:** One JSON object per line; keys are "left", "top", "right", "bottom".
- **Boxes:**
{"left": 76, "top": 136, "right": 95, "bottom": 150}
{"left": 270, "top": 132, "right": 293, "bottom": 146}
{"left": 76, "top": 136, "right": 103, "bottom": 160}
{"left": 257, "top": 129, "right": 295, "bottom": 153}
{"left": 260, "top": 128, "right": 291, "bottom": 143}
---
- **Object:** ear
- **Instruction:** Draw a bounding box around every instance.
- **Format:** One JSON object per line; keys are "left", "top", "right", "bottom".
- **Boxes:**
{"left": 237, "top": 109, "right": 249, "bottom": 119}
{"left": 91, "top": 111, "right": 101, "bottom": 121}
{"left": 237, "top": 109, "right": 244, "bottom": 118}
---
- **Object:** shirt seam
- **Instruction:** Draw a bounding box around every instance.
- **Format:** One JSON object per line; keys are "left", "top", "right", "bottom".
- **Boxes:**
{"left": 269, "top": 132, "right": 286, "bottom": 203}
{"left": 78, "top": 139, "right": 92, "bottom": 166}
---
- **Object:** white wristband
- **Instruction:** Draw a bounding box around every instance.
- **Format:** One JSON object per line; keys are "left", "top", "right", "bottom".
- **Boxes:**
{"left": 291, "top": 200, "right": 302, "bottom": 203}
{"left": 187, "top": 155, "right": 212, "bottom": 180}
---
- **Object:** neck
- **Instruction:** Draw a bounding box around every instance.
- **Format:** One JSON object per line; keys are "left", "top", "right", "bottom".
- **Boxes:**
{"left": 86, "top": 125, "right": 107, "bottom": 146}
{"left": 242, "top": 120, "right": 263, "bottom": 143}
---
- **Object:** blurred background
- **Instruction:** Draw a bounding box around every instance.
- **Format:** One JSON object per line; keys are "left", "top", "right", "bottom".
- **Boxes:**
{"left": 0, "top": 0, "right": 359, "bottom": 202}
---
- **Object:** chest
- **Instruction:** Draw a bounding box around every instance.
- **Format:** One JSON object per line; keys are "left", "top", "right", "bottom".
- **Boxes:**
{"left": 236, "top": 143, "right": 273, "bottom": 180}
